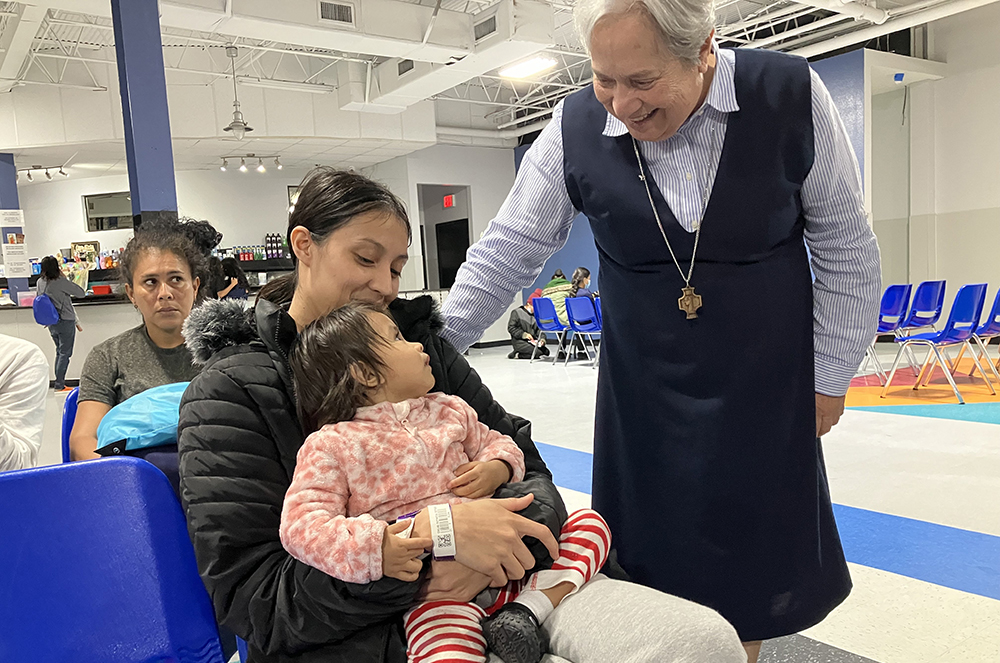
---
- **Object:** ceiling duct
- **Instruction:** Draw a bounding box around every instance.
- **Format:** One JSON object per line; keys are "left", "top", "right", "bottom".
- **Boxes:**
{"left": 340, "top": 0, "right": 554, "bottom": 113}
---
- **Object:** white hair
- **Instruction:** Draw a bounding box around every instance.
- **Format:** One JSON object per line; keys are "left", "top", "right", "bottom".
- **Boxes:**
{"left": 575, "top": 0, "right": 716, "bottom": 66}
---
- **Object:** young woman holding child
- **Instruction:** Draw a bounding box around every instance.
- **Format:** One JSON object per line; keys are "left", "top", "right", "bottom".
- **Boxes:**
{"left": 177, "top": 167, "right": 744, "bottom": 663}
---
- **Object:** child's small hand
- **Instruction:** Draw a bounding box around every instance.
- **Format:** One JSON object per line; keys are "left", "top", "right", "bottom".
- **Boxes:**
{"left": 382, "top": 520, "right": 432, "bottom": 582}
{"left": 448, "top": 460, "right": 512, "bottom": 499}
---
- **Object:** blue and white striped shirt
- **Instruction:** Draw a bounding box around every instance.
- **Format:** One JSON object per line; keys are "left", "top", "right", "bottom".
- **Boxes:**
{"left": 441, "top": 48, "right": 881, "bottom": 397}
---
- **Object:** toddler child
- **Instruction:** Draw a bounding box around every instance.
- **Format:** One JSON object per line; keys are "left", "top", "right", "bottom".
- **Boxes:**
{"left": 280, "top": 303, "right": 611, "bottom": 663}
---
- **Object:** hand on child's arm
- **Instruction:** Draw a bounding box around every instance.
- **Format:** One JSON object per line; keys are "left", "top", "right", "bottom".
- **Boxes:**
{"left": 448, "top": 460, "right": 512, "bottom": 499}
{"left": 381, "top": 520, "right": 432, "bottom": 582}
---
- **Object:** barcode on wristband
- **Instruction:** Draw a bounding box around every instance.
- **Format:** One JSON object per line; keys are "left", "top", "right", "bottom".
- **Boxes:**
{"left": 428, "top": 503, "right": 456, "bottom": 560}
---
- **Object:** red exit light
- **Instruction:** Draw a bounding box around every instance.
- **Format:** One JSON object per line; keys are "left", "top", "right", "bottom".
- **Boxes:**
{"left": 443, "top": 194, "right": 455, "bottom": 208}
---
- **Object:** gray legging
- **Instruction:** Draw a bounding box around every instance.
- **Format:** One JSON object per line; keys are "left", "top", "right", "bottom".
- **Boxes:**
{"left": 487, "top": 574, "right": 746, "bottom": 663}
{"left": 47, "top": 318, "right": 77, "bottom": 389}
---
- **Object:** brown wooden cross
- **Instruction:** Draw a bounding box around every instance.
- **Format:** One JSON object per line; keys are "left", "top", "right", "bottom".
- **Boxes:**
{"left": 678, "top": 286, "right": 703, "bottom": 320}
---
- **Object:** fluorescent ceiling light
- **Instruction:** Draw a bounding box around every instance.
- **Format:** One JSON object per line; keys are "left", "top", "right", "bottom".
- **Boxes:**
{"left": 498, "top": 56, "right": 557, "bottom": 79}
{"left": 237, "top": 77, "right": 335, "bottom": 94}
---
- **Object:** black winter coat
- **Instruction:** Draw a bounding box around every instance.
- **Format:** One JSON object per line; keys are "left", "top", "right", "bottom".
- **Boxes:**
{"left": 177, "top": 296, "right": 568, "bottom": 663}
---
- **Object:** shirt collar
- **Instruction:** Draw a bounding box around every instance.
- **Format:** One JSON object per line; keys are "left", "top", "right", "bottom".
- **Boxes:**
{"left": 602, "top": 46, "right": 739, "bottom": 138}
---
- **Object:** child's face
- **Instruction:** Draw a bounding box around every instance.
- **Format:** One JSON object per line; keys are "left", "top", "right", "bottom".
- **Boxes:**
{"left": 368, "top": 312, "right": 435, "bottom": 402}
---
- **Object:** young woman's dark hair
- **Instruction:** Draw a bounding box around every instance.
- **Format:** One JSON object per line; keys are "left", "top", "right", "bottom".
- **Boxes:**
{"left": 221, "top": 257, "right": 250, "bottom": 290}
{"left": 40, "top": 255, "right": 62, "bottom": 281}
{"left": 551, "top": 269, "right": 566, "bottom": 280}
{"left": 258, "top": 167, "right": 411, "bottom": 306}
{"left": 290, "top": 302, "right": 391, "bottom": 435}
{"left": 570, "top": 266, "right": 591, "bottom": 297}
{"left": 118, "top": 217, "right": 220, "bottom": 302}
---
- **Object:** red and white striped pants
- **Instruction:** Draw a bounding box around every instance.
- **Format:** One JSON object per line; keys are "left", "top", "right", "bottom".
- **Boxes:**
{"left": 404, "top": 509, "right": 611, "bottom": 663}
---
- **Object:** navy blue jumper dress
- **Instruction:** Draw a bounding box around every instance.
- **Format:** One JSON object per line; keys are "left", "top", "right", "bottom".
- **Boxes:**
{"left": 562, "top": 49, "right": 851, "bottom": 641}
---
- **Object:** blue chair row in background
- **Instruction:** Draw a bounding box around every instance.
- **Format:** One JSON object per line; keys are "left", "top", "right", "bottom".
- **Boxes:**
{"left": 530, "top": 296, "right": 602, "bottom": 368}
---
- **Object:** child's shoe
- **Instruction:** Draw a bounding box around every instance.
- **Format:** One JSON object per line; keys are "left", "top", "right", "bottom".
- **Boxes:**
{"left": 481, "top": 602, "right": 547, "bottom": 663}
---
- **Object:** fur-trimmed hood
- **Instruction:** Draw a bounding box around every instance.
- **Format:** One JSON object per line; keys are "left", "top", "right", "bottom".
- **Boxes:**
{"left": 183, "top": 294, "right": 446, "bottom": 366}
{"left": 183, "top": 298, "right": 258, "bottom": 365}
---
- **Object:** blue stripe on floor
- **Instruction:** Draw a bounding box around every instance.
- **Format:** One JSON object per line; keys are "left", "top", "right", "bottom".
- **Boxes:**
{"left": 850, "top": 403, "right": 1000, "bottom": 426}
{"left": 535, "top": 442, "right": 1000, "bottom": 601}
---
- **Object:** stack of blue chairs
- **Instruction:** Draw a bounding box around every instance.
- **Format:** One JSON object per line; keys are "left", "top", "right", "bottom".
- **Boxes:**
{"left": 565, "top": 296, "right": 602, "bottom": 368}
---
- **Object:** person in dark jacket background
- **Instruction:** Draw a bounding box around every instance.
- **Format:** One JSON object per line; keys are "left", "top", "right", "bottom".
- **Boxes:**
{"left": 178, "top": 167, "right": 743, "bottom": 663}
{"left": 508, "top": 290, "right": 548, "bottom": 359}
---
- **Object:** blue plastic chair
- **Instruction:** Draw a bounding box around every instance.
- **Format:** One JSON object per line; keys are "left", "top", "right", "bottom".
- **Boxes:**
{"left": 61, "top": 386, "right": 79, "bottom": 463}
{"left": 0, "top": 457, "right": 226, "bottom": 662}
{"left": 951, "top": 288, "right": 1000, "bottom": 386}
{"left": 881, "top": 283, "right": 993, "bottom": 404}
{"left": 896, "top": 280, "right": 947, "bottom": 375}
{"left": 595, "top": 297, "right": 602, "bottom": 325}
{"left": 565, "top": 296, "right": 602, "bottom": 368}
{"left": 531, "top": 297, "right": 568, "bottom": 365}
{"left": 862, "top": 284, "right": 913, "bottom": 385}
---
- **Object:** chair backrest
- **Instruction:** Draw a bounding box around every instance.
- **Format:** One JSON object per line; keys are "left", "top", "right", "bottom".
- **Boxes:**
{"left": 977, "top": 289, "right": 1000, "bottom": 337}
{"left": 876, "top": 284, "right": 913, "bottom": 334}
{"left": 565, "top": 296, "right": 601, "bottom": 333}
{"left": 901, "top": 280, "right": 946, "bottom": 329}
{"left": 935, "top": 283, "right": 988, "bottom": 344}
{"left": 61, "top": 386, "right": 79, "bottom": 463}
{"left": 0, "top": 458, "right": 225, "bottom": 663}
{"left": 595, "top": 297, "right": 602, "bottom": 325}
{"left": 532, "top": 297, "right": 566, "bottom": 332}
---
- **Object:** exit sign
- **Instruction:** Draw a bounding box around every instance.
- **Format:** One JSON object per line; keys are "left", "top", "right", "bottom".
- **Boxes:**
{"left": 443, "top": 194, "right": 455, "bottom": 208}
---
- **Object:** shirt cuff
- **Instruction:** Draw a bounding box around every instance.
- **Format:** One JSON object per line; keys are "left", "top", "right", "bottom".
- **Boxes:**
{"left": 814, "top": 355, "right": 859, "bottom": 397}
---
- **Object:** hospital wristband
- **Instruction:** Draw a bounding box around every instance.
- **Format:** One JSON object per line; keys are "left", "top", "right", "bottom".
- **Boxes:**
{"left": 427, "top": 503, "right": 456, "bottom": 561}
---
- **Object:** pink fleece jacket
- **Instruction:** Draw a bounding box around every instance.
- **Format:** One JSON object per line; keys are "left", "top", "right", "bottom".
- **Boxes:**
{"left": 279, "top": 392, "right": 526, "bottom": 583}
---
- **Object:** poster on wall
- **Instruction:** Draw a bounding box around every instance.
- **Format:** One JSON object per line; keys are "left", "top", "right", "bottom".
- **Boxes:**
{"left": 0, "top": 209, "right": 25, "bottom": 229}
{"left": 1, "top": 242, "right": 30, "bottom": 278}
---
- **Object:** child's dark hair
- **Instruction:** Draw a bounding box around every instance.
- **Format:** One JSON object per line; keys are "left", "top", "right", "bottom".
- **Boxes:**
{"left": 40, "top": 255, "right": 62, "bottom": 281}
{"left": 551, "top": 269, "right": 566, "bottom": 280}
{"left": 118, "top": 217, "right": 221, "bottom": 302}
{"left": 291, "top": 303, "right": 392, "bottom": 435}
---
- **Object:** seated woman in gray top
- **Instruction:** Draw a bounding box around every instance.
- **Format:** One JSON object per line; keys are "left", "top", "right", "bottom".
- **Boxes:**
{"left": 69, "top": 218, "right": 218, "bottom": 461}
{"left": 36, "top": 256, "right": 85, "bottom": 391}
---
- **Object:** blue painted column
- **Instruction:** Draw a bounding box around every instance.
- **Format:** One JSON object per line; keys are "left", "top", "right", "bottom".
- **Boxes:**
{"left": 111, "top": 0, "right": 177, "bottom": 227}
{"left": 0, "top": 152, "right": 28, "bottom": 303}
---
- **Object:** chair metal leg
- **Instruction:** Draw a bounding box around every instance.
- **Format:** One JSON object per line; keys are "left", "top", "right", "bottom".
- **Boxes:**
{"left": 951, "top": 343, "right": 967, "bottom": 373}
{"left": 968, "top": 337, "right": 999, "bottom": 392}
{"left": 914, "top": 346, "right": 937, "bottom": 389}
{"left": 932, "top": 345, "right": 966, "bottom": 404}
{"left": 552, "top": 330, "right": 567, "bottom": 367}
{"left": 864, "top": 343, "right": 887, "bottom": 385}
{"left": 881, "top": 341, "right": 916, "bottom": 398}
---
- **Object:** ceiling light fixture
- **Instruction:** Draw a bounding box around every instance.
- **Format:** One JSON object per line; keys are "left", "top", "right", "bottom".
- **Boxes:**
{"left": 25, "top": 170, "right": 32, "bottom": 182}
{"left": 222, "top": 45, "right": 253, "bottom": 141}
{"left": 239, "top": 157, "right": 247, "bottom": 172}
{"left": 275, "top": 157, "right": 282, "bottom": 170}
{"left": 58, "top": 167, "right": 68, "bottom": 177}
{"left": 498, "top": 56, "right": 557, "bottom": 80}
{"left": 45, "top": 169, "right": 52, "bottom": 180}
{"left": 257, "top": 157, "right": 265, "bottom": 173}
{"left": 220, "top": 158, "right": 228, "bottom": 172}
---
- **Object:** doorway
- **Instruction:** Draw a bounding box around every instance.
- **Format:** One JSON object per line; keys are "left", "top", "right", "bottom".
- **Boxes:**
{"left": 416, "top": 184, "right": 471, "bottom": 290}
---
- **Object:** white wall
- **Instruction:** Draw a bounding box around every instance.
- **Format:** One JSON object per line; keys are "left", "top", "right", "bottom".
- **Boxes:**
{"left": 909, "top": 2, "right": 1000, "bottom": 313}
{"left": 871, "top": 88, "right": 909, "bottom": 287}
{"left": 15, "top": 168, "right": 312, "bottom": 259}
{"left": 418, "top": 184, "right": 470, "bottom": 290}
{"left": 366, "top": 144, "right": 520, "bottom": 343}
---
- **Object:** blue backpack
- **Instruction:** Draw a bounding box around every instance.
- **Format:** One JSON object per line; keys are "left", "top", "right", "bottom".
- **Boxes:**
{"left": 32, "top": 293, "right": 60, "bottom": 326}
{"left": 96, "top": 382, "right": 190, "bottom": 456}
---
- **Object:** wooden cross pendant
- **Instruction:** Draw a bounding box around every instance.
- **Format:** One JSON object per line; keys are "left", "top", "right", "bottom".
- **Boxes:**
{"left": 678, "top": 286, "right": 703, "bottom": 320}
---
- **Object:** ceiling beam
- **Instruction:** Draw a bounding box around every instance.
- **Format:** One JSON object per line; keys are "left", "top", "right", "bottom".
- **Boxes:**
{"left": 0, "top": 5, "right": 48, "bottom": 92}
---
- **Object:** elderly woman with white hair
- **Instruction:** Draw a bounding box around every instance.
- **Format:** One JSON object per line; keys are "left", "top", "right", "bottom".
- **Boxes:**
{"left": 443, "top": 0, "right": 881, "bottom": 660}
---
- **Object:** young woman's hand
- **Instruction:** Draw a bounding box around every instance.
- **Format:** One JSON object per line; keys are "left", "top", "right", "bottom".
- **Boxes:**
{"left": 381, "top": 521, "right": 432, "bottom": 582}
{"left": 412, "top": 494, "right": 559, "bottom": 587}
{"left": 417, "top": 560, "right": 493, "bottom": 603}
{"left": 448, "top": 460, "right": 511, "bottom": 499}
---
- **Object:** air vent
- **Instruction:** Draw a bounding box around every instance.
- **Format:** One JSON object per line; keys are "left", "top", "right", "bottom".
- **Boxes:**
{"left": 319, "top": 1, "right": 354, "bottom": 25}
{"left": 398, "top": 59, "right": 415, "bottom": 77}
{"left": 473, "top": 15, "right": 496, "bottom": 42}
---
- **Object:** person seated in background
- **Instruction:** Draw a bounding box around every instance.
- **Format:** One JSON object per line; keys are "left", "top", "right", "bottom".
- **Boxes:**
{"left": 508, "top": 290, "right": 549, "bottom": 359}
{"left": 569, "top": 267, "right": 596, "bottom": 300}
{"left": 69, "top": 217, "right": 219, "bottom": 463}
{"left": 36, "top": 255, "right": 86, "bottom": 392}
{"left": 218, "top": 257, "right": 249, "bottom": 301}
{"left": 0, "top": 333, "right": 48, "bottom": 471}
